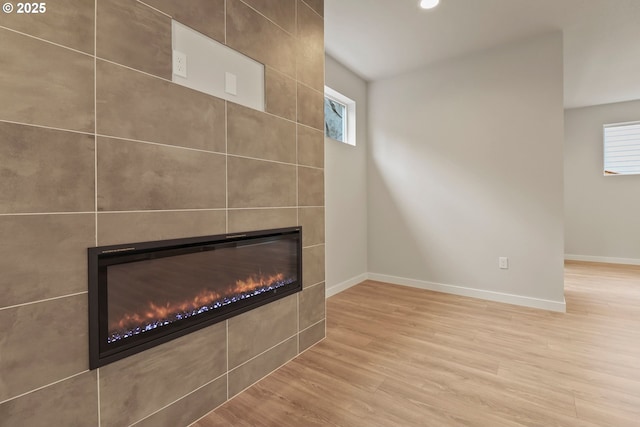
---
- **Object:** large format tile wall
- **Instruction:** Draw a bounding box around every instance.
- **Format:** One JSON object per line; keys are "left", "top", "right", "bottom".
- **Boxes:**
{"left": 0, "top": 1, "right": 325, "bottom": 425}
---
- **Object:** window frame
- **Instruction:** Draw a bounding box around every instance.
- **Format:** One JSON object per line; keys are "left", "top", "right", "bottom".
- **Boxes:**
{"left": 603, "top": 120, "right": 640, "bottom": 176}
{"left": 324, "top": 86, "right": 356, "bottom": 146}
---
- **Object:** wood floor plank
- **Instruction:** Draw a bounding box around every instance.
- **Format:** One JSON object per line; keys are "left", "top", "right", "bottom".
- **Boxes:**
{"left": 193, "top": 261, "right": 640, "bottom": 426}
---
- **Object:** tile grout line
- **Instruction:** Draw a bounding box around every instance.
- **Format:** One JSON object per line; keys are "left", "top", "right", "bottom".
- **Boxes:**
{"left": 300, "top": 0, "right": 323, "bottom": 19}
{"left": 0, "top": 25, "right": 93, "bottom": 58}
{"left": 0, "top": 119, "right": 95, "bottom": 136}
{"left": 127, "top": 372, "right": 228, "bottom": 427}
{"left": 305, "top": 280, "right": 325, "bottom": 290}
{"left": 0, "top": 370, "right": 89, "bottom": 406}
{"left": 304, "top": 281, "right": 324, "bottom": 290}
{"left": 227, "top": 333, "right": 296, "bottom": 375}
{"left": 0, "top": 211, "right": 96, "bottom": 217}
{"left": 96, "top": 132, "right": 325, "bottom": 171}
{"left": 97, "top": 208, "right": 228, "bottom": 214}
{"left": 237, "top": 0, "right": 296, "bottom": 39}
{"left": 225, "top": 51, "right": 230, "bottom": 400}
{"left": 299, "top": 317, "right": 324, "bottom": 334}
{"left": 94, "top": 0, "right": 98, "bottom": 250}
{"left": 0, "top": 291, "right": 88, "bottom": 312}
{"left": 295, "top": 0, "right": 300, "bottom": 233}
{"left": 296, "top": 292, "right": 300, "bottom": 354}
{"left": 303, "top": 243, "right": 325, "bottom": 249}
{"left": 0, "top": 205, "right": 324, "bottom": 219}
{"left": 224, "top": 0, "right": 231, "bottom": 326}
{"left": 0, "top": 206, "right": 317, "bottom": 218}
{"left": 97, "top": 369, "right": 102, "bottom": 427}
{"left": 187, "top": 367, "right": 255, "bottom": 427}
{"left": 95, "top": 3, "right": 101, "bottom": 423}
{"left": 136, "top": 0, "right": 171, "bottom": 18}
{"left": 224, "top": 341, "right": 300, "bottom": 404}
{"left": 229, "top": 154, "right": 324, "bottom": 170}
{"left": 97, "top": 133, "right": 227, "bottom": 156}
{"left": 95, "top": 21, "right": 102, "bottom": 424}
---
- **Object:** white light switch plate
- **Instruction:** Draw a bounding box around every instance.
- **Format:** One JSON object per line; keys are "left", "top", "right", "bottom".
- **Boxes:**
{"left": 225, "top": 72, "right": 237, "bottom": 95}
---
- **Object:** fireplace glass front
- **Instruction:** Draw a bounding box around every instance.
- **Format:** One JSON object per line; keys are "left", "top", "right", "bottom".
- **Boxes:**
{"left": 88, "top": 227, "right": 302, "bottom": 369}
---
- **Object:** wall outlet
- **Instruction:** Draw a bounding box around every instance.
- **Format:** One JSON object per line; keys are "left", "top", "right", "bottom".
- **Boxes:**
{"left": 173, "top": 50, "right": 187, "bottom": 78}
{"left": 499, "top": 257, "right": 509, "bottom": 269}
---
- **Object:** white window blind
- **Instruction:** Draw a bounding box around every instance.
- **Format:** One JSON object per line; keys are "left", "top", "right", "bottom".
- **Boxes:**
{"left": 604, "top": 121, "right": 640, "bottom": 175}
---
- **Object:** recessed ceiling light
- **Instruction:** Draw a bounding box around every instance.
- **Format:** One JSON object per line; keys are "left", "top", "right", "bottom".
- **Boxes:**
{"left": 420, "top": 0, "right": 440, "bottom": 9}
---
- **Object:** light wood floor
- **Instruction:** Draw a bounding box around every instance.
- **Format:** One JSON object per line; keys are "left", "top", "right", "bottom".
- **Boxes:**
{"left": 195, "top": 261, "right": 640, "bottom": 427}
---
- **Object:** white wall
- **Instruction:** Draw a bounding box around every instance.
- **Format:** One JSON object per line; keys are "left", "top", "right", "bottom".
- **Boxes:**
{"left": 565, "top": 100, "right": 640, "bottom": 264}
{"left": 325, "top": 55, "right": 369, "bottom": 295}
{"left": 367, "top": 33, "right": 566, "bottom": 310}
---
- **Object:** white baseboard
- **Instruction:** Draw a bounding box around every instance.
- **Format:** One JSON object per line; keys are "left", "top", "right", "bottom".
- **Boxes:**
{"left": 367, "top": 273, "right": 567, "bottom": 313}
{"left": 325, "top": 273, "right": 369, "bottom": 298}
{"left": 565, "top": 254, "right": 640, "bottom": 266}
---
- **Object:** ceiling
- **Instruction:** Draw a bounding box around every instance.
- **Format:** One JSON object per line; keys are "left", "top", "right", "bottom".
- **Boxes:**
{"left": 324, "top": 0, "right": 640, "bottom": 108}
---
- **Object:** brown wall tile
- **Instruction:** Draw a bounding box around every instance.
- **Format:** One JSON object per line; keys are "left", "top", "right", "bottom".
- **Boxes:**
{"left": 0, "top": 0, "right": 94, "bottom": 54}
{"left": 297, "top": 1, "right": 325, "bottom": 91}
{"left": 227, "top": 103, "right": 296, "bottom": 164}
{"left": 0, "top": 122, "right": 94, "bottom": 214}
{"left": 0, "top": 371, "right": 98, "bottom": 427}
{"left": 298, "top": 125, "right": 324, "bottom": 168}
{"left": 227, "top": 0, "right": 296, "bottom": 78}
{"left": 99, "top": 322, "right": 227, "bottom": 427}
{"left": 298, "top": 166, "right": 324, "bottom": 207}
{"left": 97, "top": 0, "right": 171, "bottom": 79}
{"left": 0, "top": 214, "right": 94, "bottom": 308}
{"left": 241, "top": 0, "right": 296, "bottom": 34}
{"left": 228, "top": 208, "right": 297, "bottom": 233}
{"left": 302, "top": 0, "right": 324, "bottom": 17}
{"left": 96, "top": 60, "right": 225, "bottom": 152}
{"left": 228, "top": 336, "right": 297, "bottom": 397}
{"left": 298, "top": 207, "right": 324, "bottom": 247}
{"left": 297, "top": 83, "right": 324, "bottom": 130}
{"left": 132, "top": 375, "right": 227, "bottom": 427}
{"left": 97, "top": 210, "right": 226, "bottom": 246}
{"left": 228, "top": 295, "right": 297, "bottom": 369}
{"left": 0, "top": 295, "right": 88, "bottom": 402}
{"left": 0, "top": 29, "right": 94, "bottom": 132}
{"left": 141, "top": 0, "right": 225, "bottom": 43}
{"left": 303, "top": 244, "right": 325, "bottom": 287}
{"left": 265, "top": 68, "right": 297, "bottom": 121}
{"left": 299, "top": 320, "right": 325, "bottom": 352}
{"left": 299, "top": 282, "right": 325, "bottom": 330}
{"left": 97, "top": 137, "right": 226, "bottom": 211}
{"left": 228, "top": 157, "right": 297, "bottom": 208}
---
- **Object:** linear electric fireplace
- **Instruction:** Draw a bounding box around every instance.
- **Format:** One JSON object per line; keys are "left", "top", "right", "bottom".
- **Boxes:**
{"left": 88, "top": 227, "right": 302, "bottom": 369}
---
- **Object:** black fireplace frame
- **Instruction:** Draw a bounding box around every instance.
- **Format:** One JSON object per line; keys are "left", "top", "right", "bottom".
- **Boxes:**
{"left": 88, "top": 227, "right": 302, "bottom": 369}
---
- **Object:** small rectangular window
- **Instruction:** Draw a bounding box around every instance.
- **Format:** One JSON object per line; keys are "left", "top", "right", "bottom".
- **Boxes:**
{"left": 604, "top": 121, "right": 640, "bottom": 176}
{"left": 324, "top": 86, "right": 356, "bottom": 146}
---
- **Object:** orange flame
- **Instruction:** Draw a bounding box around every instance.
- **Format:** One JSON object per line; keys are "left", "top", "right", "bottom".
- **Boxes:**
{"left": 110, "top": 273, "right": 285, "bottom": 332}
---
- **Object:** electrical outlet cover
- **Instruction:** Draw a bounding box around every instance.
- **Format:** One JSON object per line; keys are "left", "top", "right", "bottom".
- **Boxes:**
{"left": 173, "top": 50, "right": 187, "bottom": 78}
